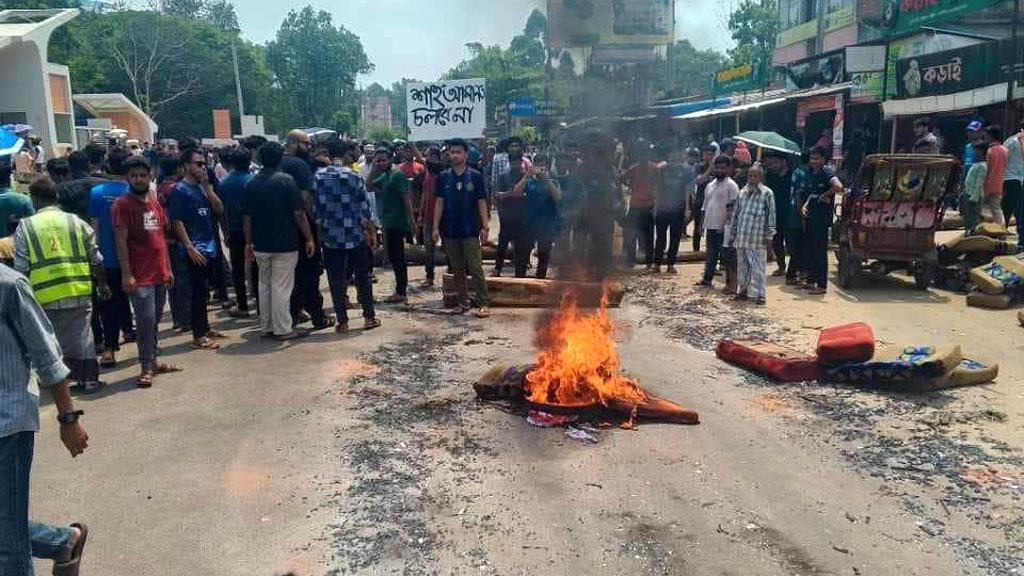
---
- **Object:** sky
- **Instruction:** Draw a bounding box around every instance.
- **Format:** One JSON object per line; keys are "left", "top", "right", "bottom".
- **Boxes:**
{"left": 231, "top": 0, "right": 735, "bottom": 87}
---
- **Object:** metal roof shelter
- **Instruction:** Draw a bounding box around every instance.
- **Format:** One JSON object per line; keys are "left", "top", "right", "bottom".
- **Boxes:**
{"left": 0, "top": 9, "right": 80, "bottom": 156}
{"left": 74, "top": 93, "right": 160, "bottom": 144}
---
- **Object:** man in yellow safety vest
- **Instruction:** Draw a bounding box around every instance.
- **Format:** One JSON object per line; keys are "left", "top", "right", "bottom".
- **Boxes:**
{"left": 13, "top": 177, "right": 108, "bottom": 393}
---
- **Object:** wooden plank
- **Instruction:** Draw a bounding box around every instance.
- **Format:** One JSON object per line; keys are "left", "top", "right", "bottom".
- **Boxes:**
{"left": 442, "top": 275, "right": 625, "bottom": 308}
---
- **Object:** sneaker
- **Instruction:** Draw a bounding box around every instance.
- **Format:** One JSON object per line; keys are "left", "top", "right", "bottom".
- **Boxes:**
{"left": 755, "top": 297, "right": 767, "bottom": 305}
{"left": 384, "top": 293, "right": 407, "bottom": 304}
{"left": 732, "top": 292, "right": 749, "bottom": 301}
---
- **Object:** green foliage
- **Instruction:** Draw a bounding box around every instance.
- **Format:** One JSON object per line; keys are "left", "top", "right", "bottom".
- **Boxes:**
{"left": 727, "top": 0, "right": 778, "bottom": 73}
{"left": 663, "top": 40, "right": 729, "bottom": 99}
{"left": 368, "top": 125, "right": 404, "bottom": 143}
{"left": 511, "top": 125, "right": 538, "bottom": 144}
{"left": 266, "top": 6, "right": 372, "bottom": 129}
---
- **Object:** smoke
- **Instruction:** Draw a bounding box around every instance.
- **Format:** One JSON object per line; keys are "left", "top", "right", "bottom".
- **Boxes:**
{"left": 677, "top": 0, "right": 735, "bottom": 52}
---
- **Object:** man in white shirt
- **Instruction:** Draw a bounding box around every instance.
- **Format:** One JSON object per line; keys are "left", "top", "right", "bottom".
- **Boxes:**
{"left": 697, "top": 155, "right": 739, "bottom": 287}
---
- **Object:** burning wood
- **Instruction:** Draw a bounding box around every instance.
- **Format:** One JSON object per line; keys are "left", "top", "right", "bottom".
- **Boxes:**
{"left": 473, "top": 288, "right": 699, "bottom": 426}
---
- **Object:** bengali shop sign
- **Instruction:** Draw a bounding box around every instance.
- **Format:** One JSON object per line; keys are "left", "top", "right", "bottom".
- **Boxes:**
{"left": 896, "top": 42, "right": 999, "bottom": 98}
{"left": 714, "top": 63, "right": 761, "bottom": 94}
{"left": 881, "top": 0, "right": 1003, "bottom": 35}
{"left": 406, "top": 79, "right": 487, "bottom": 142}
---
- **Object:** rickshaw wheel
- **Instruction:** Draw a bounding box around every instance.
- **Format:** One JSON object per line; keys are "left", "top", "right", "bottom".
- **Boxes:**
{"left": 837, "top": 245, "right": 859, "bottom": 289}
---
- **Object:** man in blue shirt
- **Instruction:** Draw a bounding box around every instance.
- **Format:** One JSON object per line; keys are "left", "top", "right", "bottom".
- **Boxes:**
{"left": 170, "top": 148, "right": 225, "bottom": 350}
{"left": 799, "top": 147, "right": 842, "bottom": 295}
{"left": 510, "top": 154, "right": 562, "bottom": 279}
{"left": 88, "top": 147, "right": 133, "bottom": 367}
{"left": 218, "top": 147, "right": 255, "bottom": 318}
{"left": 316, "top": 139, "right": 380, "bottom": 333}
{"left": 433, "top": 138, "right": 490, "bottom": 317}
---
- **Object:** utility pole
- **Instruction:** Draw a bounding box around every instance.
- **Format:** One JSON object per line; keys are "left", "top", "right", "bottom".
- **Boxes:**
{"left": 231, "top": 37, "right": 245, "bottom": 118}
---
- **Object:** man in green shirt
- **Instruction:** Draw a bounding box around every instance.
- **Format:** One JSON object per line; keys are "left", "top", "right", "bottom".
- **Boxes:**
{"left": 0, "top": 160, "right": 34, "bottom": 237}
{"left": 370, "top": 147, "right": 416, "bottom": 304}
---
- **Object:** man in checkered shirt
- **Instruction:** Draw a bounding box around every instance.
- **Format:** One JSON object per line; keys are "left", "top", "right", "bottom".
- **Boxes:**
{"left": 729, "top": 164, "right": 776, "bottom": 306}
{"left": 315, "top": 139, "right": 381, "bottom": 333}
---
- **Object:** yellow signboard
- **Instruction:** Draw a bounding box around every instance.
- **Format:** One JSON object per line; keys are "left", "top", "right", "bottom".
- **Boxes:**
{"left": 776, "top": 19, "right": 817, "bottom": 47}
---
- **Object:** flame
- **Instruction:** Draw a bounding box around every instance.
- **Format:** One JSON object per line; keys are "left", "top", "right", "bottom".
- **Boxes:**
{"left": 524, "top": 287, "right": 648, "bottom": 407}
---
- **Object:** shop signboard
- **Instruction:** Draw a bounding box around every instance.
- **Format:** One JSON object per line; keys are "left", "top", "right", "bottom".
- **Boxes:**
{"left": 880, "top": 0, "right": 1003, "bottom": 36}
{"left": 547, "top": 0, "right": 674, "bottom": 48}
{"left": 885, "top": 32, "right": 984, "bottom": 97}
{"left": 895, "top": 42, "right": 1000, "bottom": 99}
{"left": 714, "top": 63, "right": 760, "bottom": 95}
{"left": 776, "top": 19, "right": 817, "bottom": 48}
{"left": 508, "top": 98, "right": 536, "bottom": 117}
{"left": 786, "top": 52, "right": 845, "bottom": 90}
{"left": 826, "top": 0, "right": 855, "bottom": 31}
{"left": 850, "top": 71, "right": 885, "bottom": 103}
{"left": 406, "top": 78, "right": 487, "bottom": 141}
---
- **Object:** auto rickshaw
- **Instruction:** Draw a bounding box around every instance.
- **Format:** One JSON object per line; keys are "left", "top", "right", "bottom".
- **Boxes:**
{"left": 835, "top": 154, "right": 961, "bottom": 290}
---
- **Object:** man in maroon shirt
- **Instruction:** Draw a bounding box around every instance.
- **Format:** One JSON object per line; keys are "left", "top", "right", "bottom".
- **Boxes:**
{"left": 112, "top": 157, "right": 179, "bottom": 388}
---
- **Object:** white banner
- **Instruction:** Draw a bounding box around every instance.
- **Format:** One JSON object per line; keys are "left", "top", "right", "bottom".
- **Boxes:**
{"left": 406, "top": 78, "right": 487, "bottom": 142}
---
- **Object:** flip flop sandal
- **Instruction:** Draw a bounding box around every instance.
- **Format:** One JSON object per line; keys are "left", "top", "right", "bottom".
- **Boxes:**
{"left": 206, "top": 330, "right": 228, "bottom": 339}
{"left": 79, "top": 381, "right": 102, "bottom": 395}
{"left": 136, "top": 374, "right": 153, "bottom": 389}
{"left": 53, "top": 522, "right": 88, "bottom": 576}
{"left": 153, "top": 363, "right": 183, "bottom": 375}
{"left": 191, "top": 338, "right": 220, "bottom": 350}
{"left": 364, "top": 318, "right": 382, "bottom": 330}
{"left": 311, "top": 316, "right": 337, "bottom": 331}
{"left": 276, "top": 331, "right": 309, "bottom": 342}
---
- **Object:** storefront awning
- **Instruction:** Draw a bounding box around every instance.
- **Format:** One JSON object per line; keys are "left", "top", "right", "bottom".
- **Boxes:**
{"left": 882, "top": 83, "right": 1009, "bottom": 118}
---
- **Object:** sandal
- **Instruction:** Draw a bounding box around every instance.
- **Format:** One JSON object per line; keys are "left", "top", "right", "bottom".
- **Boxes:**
{"left": 364, "top": 317, "right": 382, "bottom": 330}
{"left": 191, "top": 337, "right": 220, "bottom": 350}
{"left": 335, "top": 323, "right": 350, "bottom": 335}
{"left": 474, "top": 307, "right": 490, "bottom": 319}
{"left": 206, "top": 330, "right": 228, "bottom": 339}
{"left": 311, "top": 316, "right": 336, "bottom": 331}
{"left": 276, "top": 330, "right": 309, "bottom": 342}
{"left": 152, "top": 363, "right": 183, "bottom": 375}
{"left": 53, "top": 522, "right": 88, "bottom": 576}
{"left": 136, "top": 373, "right": 153, "bottom": 389}
{"left": 99, "top": 352, "right": 116, "bottom": 368}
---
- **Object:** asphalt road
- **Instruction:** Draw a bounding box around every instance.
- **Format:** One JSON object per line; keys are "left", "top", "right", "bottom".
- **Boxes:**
{"left": 29, "top": 265, "right": 1020, "bottom": 575}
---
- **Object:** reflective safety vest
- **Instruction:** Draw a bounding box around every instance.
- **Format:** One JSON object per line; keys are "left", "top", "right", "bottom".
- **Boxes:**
{"left": 21, "top": 209, "right": 93, "bottom": 306}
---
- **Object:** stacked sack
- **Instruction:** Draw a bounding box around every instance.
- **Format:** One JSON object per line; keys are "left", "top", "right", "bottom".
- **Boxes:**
{"left": 716, "top": 322, "right": 998, "bottom": 390}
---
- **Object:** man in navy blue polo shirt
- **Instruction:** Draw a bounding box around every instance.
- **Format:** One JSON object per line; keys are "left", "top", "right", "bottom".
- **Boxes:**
{"left": 433, "top": 139, "right": 490, "bottom": 317}
{"left": 170, "top": 148, "right": 225, "bottom": 350}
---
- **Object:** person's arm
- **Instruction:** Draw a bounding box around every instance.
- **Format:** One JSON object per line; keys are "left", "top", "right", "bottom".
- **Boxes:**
{"left": 290, "top": 185, "right": 315, "bottom": 257}
{"left": 6, "top": 277, "right": 88, "bottom": 456}
{"left": 204, "top": 183, "right": 224, "bottom": 217}
{"left": 12, "top": 225, "right": 29, "bottom": 274}
{"left": 114, "top": 224, "right": 135, "bottom": 293}
{"left": 765, "top": 189, "right": 777, "bottom": 245}
{"left": 476, "top": 177, "right": 490, "bottom": 244}
{"left": 511, "top": 170, "right": 530, "bottom": 198}
{"left": 543, "top": 173, "right": 562, "bottom": 202}
{"left": 432, "top": 196, "right": 444, "bottom": 245}
{"left": 401, "top": 181, "right": 417, "bottom": 234}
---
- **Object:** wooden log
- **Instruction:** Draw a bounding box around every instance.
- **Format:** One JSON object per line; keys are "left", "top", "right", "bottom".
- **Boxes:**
{"left": 674, "top": 250, "right": 706, "bottom": 263}
{"left": 372, "top": 244, "right": 447, "bottom": 267}
{"left": 481, "top": 244, "right": 513, "bottom": 261}
{"left": 442, "top": 274, "right": 625, "bottom": 308}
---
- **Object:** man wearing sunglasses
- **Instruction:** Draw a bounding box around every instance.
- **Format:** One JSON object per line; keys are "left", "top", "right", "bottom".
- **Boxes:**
{"left": 169, "top": 148, "right": 225, "bottom": 350}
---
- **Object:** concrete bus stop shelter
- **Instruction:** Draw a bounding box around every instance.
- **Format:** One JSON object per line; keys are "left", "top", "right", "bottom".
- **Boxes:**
{"left": 0, "top": 9, "right": 79, "bottom": 158}
{"left": 74, "top": 93, "right": 160, "bottom": 145}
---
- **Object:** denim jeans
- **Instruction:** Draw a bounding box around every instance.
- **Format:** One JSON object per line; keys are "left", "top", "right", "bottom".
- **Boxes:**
{"left": 168, "top": 245, "right": 192, "bottom": 330}
{"left": 702, "top": 229, "right": 725, "bottom": 281}
{"left": 0, "top": 432, "right": 75, "bottom": 575}
{"left": 130, "top": 285, "right": 166, "bottom": 372}
{"left": 323, "top": 246, "right": 375, "bottom": 323}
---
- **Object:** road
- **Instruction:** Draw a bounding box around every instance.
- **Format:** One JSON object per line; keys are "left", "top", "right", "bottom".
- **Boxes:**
{"left": 30, "top": 256, "right": 1023, "bottom": 575}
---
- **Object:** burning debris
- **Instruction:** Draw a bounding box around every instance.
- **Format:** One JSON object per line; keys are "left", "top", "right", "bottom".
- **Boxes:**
{"left": 474, "top": 290, "right": 699, "bottom": 428}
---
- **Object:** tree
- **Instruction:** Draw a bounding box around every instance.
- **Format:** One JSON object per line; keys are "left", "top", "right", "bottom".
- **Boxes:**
{"left": 727, "top": 0, "right": 778, "bottom": 77}
{"left": 266, "top": 6, "right": 372, "bottom": 128}
{"left": 661, "top": 40, "right": 729, "bottom": 99}
{"left": 159, "top": 0, "right": 205, "bottom": 18}
{"left": 204, "top": 0, "right": 238, "bottom": 32}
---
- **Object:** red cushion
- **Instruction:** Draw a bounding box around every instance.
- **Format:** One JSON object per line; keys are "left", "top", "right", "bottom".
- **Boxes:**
{"left": 716, "top": 339, "right": 821, "bottom": 382}
{"left": 817, "top": 322, "right": 875, "bottom": 364}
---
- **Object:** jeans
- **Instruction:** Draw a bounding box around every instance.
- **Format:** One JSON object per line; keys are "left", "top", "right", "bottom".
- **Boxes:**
{"left": 99, "top": 267, "right": 133, "bottom": 350}
{"left": 186, "top": 256, "right": 213, "bottom": 340}
{"left": 255, "top": 251, "right": 298, "bottom": 336}
{"left": 626, "top": 207, "right": 655, "bottom": 266}
{"left": 691, "top": 212, "right": 703, "bottom": 251}
{"left": 419, "top": 227, "right": 437, "bottom": 282}
{"left": 0, "top": 432, "right": 75, "bottom": 576}
{"left": 445, "top": 238, "right": 489, "bottom": 307}
{"left": 383, "top": 228, "right": 408, "bottom": 296}
{"left": 130, "top": 285, "right": 166, "bottom": 372}
{"left": 168, "top": 246, "right": 192, "bottom": 329}
{"left": 654, "top": 209, "right": 684, "bottom": 266}
{"left": 494, "top": 218, "right": 524, "bottom": 275}
{"left": 807, "top": 225, "right": 830, "bottom": 289}
{"left": 517, "top": 231, "right": 554, "bottom": 279}
{"left": 323, "top": 246, "right": 375, "bottom": 324}
{"left": 210, "top": 237, "right": 229, "bottom": 302}
{"left": 702, "top": 229, "right": 725, "bottom": 281}
{"left": 290, "top": 241, "right": 325, "bottom": 326}
{"left": 227, "top": 233, "right": 255, "bottom": 312}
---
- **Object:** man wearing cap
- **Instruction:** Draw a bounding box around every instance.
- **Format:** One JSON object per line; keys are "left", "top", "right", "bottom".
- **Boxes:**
{"left": 963, "top": 121, "right": 984, "bottom": 176}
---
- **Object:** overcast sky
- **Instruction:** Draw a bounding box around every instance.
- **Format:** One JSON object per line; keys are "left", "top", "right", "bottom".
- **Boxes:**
{"left": 231, "top": 0, "right": 734, "bottom": 86}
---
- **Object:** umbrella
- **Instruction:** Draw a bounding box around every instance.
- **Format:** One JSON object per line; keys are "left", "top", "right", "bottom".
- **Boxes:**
{"left": 734, "top": 131, "right": 801, "bottom": 156}
{"left": 0, "top": 127, "right": 25, "bottom": 157}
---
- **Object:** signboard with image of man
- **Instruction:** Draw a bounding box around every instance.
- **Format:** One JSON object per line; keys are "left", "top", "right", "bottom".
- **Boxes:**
{"left": 406, "top": 78, "right": 487, "bottom": 142}
{"left": 896, "top": 42, "right": 1000, "bottom": 99}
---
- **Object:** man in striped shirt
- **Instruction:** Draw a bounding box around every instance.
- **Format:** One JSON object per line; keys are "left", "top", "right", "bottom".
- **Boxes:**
{"left": 0, "top": 262, "right": 91, "bottom": 575}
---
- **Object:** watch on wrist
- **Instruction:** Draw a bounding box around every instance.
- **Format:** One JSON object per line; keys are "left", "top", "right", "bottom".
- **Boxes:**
{"left": 57, "top": 410, "right": 84, "bottom": 424}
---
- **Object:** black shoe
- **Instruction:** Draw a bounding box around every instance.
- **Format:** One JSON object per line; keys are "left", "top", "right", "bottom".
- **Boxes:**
{"left": 755, "top": 297, "right": 767, "bottom": 306}
{"left": 732, "top": 292, "right": 749, "bottom": 301}
{"left": 696, "top": 279, "right": 712, "bottom": 287}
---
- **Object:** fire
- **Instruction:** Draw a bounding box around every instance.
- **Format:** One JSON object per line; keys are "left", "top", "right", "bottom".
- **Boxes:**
{"left": 525, "top": 288, "right": 648, "bottom": 408}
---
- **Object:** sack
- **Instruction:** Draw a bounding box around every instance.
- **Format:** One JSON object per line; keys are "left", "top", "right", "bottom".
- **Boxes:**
{"left": 970, "top": 254, "right": 1024, "bottom": 294}
{"left": 973, "top": 222, "right": 1008, "bottom": 238}
{"left": 946, "top": 358, "right": 998, "bottom": 388}
{"left": 715, "top": 339, "right": 820, "bottom": 382}
{"left": 943, "top": 234, "right": 1016, "bottom": 256}
{"left": 896, "top": 345, "right": 962, "bottom": 378}
{"left": 817, "top": 322, "right": 875, "bottom": 365}
{"left": 473, "top": 364, "right": 535, "bottom": 400}
{"left": 967, "top": 291, "right": 1014, "bottom": 309}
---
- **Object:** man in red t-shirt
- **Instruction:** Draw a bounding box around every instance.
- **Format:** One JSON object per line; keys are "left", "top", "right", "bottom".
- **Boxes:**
{"left": 397, "top": 142, "right": 426, "bottom": 225}
{"left": 417, "top": 145, "right": 444, "bottom": 286}
{"left": 622, "top": 147, "right": 665, "bottom": 270}
{"left": 984, "top": 125, "right": 1010, "bottom": 225}
{"left": 112, "top": 157, "right": 178, "bottom": 388}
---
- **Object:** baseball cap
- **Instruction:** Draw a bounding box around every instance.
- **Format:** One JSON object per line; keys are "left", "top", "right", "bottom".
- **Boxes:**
{"left": 967, "top": 120, "right": 984, "bottom": 132}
